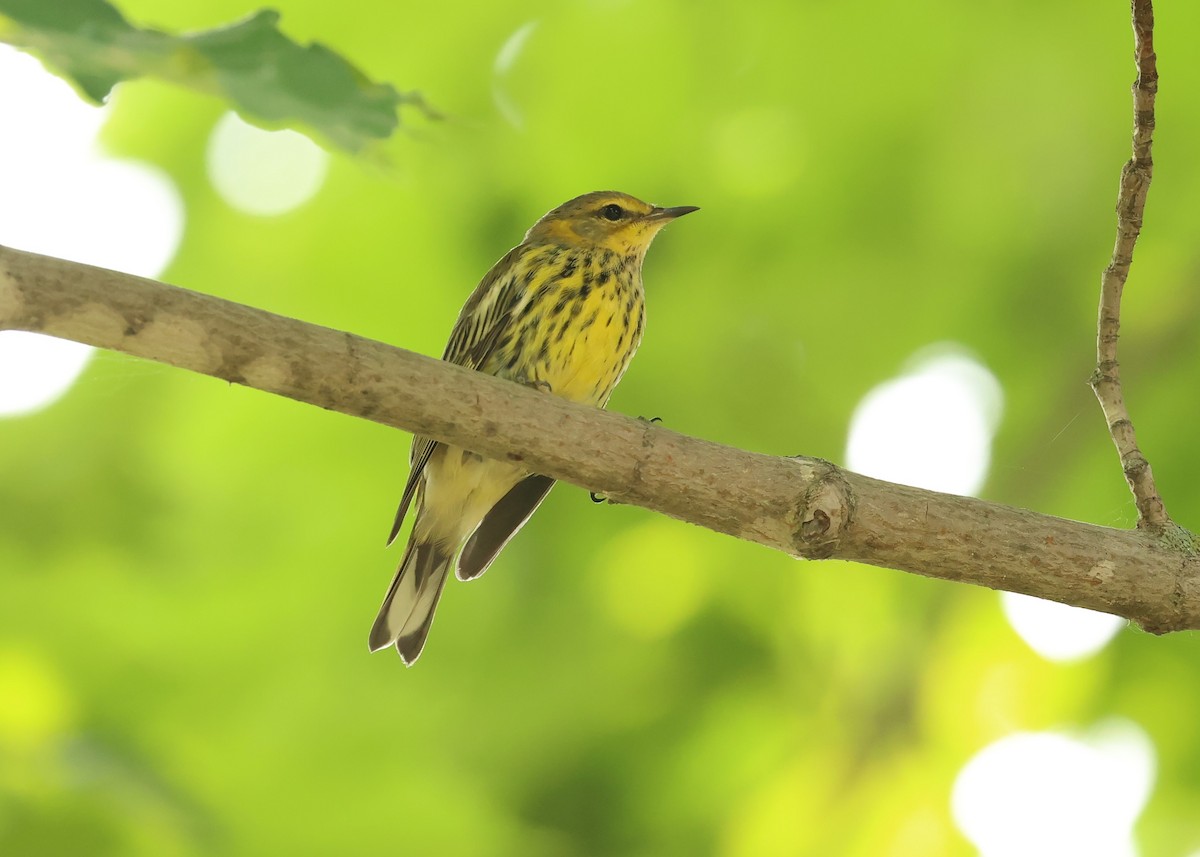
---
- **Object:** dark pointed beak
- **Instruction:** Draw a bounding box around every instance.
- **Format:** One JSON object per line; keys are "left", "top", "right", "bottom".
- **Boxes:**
{"left": 647, "top": 205, "right": 700, "bottom": 220}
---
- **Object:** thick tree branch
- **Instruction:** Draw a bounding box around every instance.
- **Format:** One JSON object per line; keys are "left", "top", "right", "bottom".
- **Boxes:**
{"left": 3, "top": 245, "right": 1199, "bottom": 633}
{"left": 1090, "top": 0, "right": 1166, "bottom": 529}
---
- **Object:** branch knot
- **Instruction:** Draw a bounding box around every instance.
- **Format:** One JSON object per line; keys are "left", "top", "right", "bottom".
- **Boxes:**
{"left": 793, "top": 459, "right": 852, "bottom": 559}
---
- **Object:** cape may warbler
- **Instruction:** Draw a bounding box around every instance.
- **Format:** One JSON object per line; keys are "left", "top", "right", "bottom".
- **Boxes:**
{"left": 369, "top": 191, "right": 697, "bottom": 664}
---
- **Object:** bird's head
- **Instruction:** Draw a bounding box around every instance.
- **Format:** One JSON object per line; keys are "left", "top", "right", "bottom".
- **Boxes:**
{"left": 525, "top": 191, "right": 698, "bottom": 260}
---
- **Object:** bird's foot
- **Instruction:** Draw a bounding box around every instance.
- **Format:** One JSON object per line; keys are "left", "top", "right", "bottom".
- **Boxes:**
{"left": 591, "top": 418, "right": 661, "bottom": 504}
{"left": 516, "top": 376, "right": 553, "bottom": 394}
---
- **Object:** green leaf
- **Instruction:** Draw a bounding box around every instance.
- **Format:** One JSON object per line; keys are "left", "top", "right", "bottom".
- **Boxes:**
{"left": 0, "top": 0, "right": 430, "bottom": 152}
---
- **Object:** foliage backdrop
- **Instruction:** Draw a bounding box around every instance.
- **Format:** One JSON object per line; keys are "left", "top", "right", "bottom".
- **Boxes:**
{"left": 4, "top": 0, "right": 1200, "bottom": 854}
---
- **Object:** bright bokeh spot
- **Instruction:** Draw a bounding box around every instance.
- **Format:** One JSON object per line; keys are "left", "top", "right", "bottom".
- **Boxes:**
{"left": 1, "top": 154, "right": 181, "bottom": 277}
{"left": 594, "top": 520, "right": 709, "bottom": 639}
{"left": 0, "top": 645, "right": 76, "bottom": 748}
{"left": 206, "top": 112, "right": 329, "bottom": 216}
{"left": 0, "top": 46, "right": 184, "bottom": 419}
{"left": 0, "top": 334, "right": 95, "bottom": 418}
{"left": 492, "top": 21, "right": 539, "bottom": 129}
{"left": 952, "top": 720, "right": 1155, "bottom": 857}
{"left": 846, "top": 346, "right": 1003, "bottom": 495}
{"left": 1001, "top": 591, "right": 1125, "bottom": 662}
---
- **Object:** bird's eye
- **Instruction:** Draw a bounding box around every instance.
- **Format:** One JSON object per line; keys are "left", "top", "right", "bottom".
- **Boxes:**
{"left": 600, "top": 203, "right": 624, "bottom": 221}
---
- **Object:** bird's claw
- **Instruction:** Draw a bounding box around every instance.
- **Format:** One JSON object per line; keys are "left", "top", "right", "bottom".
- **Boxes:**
{"left": 516, "top": 376, "right": 553, "bottom": 393}
{"left": 592, "top": 418, "right": 661, "bottom": 505}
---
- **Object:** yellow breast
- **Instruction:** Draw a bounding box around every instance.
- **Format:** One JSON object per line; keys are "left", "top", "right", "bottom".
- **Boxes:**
{"left": 488, "top": 247, "right": 645, "bottom": 407}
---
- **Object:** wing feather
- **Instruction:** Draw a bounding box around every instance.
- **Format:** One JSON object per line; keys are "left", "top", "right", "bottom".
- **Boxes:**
{"left": 386, "top": 245, "right": 533, "bottom": 545}
{"left": 456, "top": 475, "right": 555, "bottom": 581}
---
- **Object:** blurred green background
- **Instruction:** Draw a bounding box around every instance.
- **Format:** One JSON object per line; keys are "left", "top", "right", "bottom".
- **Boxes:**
{"left": 4, "top": 0, "right": 1200, "bottom": 854}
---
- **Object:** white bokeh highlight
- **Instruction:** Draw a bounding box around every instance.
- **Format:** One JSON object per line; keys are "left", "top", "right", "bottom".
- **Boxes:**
{"left": 1002, "top": 591, "right": 1125, "bottom": 662}
{"left": 0, "top": 46, "right": 184, "bottom": 418}
{"left": 952, "top": 720, "right": 1155, "bottom": 857}
{"left": 492, "top": 20, "right": 539, "bottom": 129}
{"left": 846, "top": 346, "right": 1003, "bottom": 496}
{"left": 206, "top": 112, "right": 329, "bottom": 216}
{"left": 0, "top": 334, "right": 95, "bottom": 418}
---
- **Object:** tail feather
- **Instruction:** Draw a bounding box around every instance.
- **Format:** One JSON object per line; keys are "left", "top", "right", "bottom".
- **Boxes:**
{"left": 369, "top": 538, "right": 454, "bottom": 665}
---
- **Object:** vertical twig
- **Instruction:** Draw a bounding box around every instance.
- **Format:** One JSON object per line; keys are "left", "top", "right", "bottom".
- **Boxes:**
{"left": 1090, "top": 0, "right": 1166, "bottom": 529}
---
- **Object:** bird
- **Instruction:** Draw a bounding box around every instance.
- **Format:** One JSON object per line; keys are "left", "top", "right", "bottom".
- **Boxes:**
{"left": 368, "top": 190, "right": 698, "bottom": 664}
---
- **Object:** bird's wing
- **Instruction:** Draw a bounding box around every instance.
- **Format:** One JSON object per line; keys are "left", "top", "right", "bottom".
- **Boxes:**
{"left": 441, "top": 245, "right": 528, "bottom": 370}
{"left": 456, "top": 474, "right": 556, "bottom": 581}
{"left": 386, "top": 246, "right": 531, "bottom": 546}
{"left": 386, "top": 445, "right": 432, "bottom": 545}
